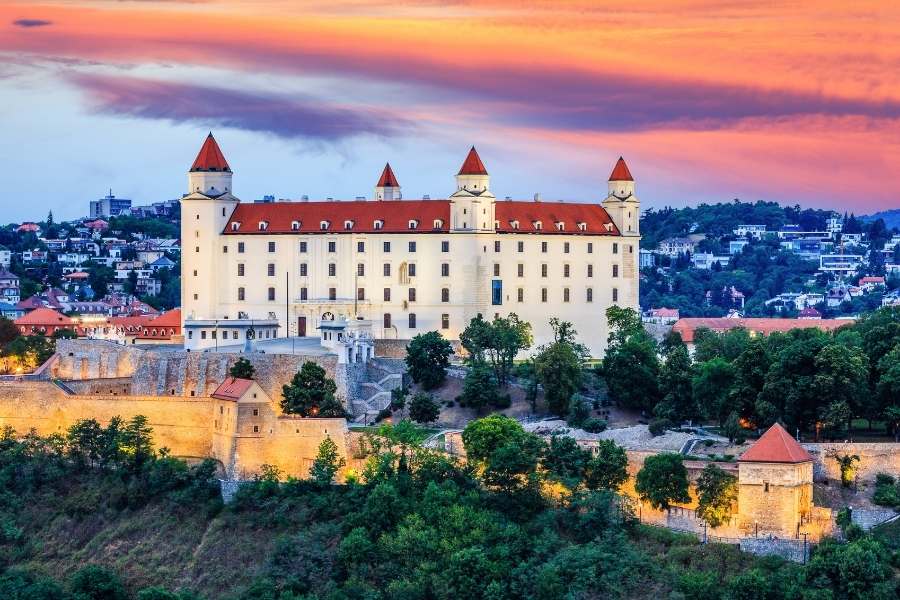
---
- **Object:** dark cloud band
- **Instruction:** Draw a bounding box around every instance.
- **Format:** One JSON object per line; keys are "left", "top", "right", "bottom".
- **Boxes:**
{"left": 12, "top": 19, "right": 53, "bottom": 28}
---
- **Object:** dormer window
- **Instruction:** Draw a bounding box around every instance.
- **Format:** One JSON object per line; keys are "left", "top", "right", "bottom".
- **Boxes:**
{"left": 604, "top": 223, "right": 613, "bottom": 232}
{"left": 408, "top": 220, "right": 419, "bottom": 230}
{"left": 577, "top": 222, "right": 587, "bottom": 231}
{"left": 433, "top": 219, "right": 443, "bottom": 229}
{"left": 555, "top": 222, "right": 565, "bottom": 231}
{"left": 258, "top": 221, "right": 269, "bottom": 231}
{"left": 510, "top": 220, "right": 520, "bottom": 230}
{"left": 320, "top": 220, "right": 330, "bottom": 231}
{"left": 231, "top": 222, "right": 240, "bottom": 231}
{"left": 291, "top": 221, "right": 301, "bottom": 231}
{"left": 533, "top": 221, "right": 543, "bottom": 231}
{"left": 344, "top": 220, "right": 354, "bottom": 230}
{"left": 493, "top": 220, "right": 500, "bottom": 229}
{"left": 373, "top": 219, "right": 384, "bottom": 230}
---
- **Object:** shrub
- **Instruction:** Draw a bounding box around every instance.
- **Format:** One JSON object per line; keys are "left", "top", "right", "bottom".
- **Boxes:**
{"left": 648, "top": 418, "right": 670, "bottom": 437}
{"left": 69, "top": 565, "right": 128, "bottom": 600}
{"left": 376, "top": 408, "right": 392, "bottom": 422}
{"left": 580, "top": 418, "right": 607, "bottom": 433}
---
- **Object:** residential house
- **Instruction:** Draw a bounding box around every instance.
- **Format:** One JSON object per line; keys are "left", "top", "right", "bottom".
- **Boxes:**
{"left": 658, "top": 237, "right": 695, "bottom": 257}
{"left": 733, "top": 224, "right": 766, "bottom": 239}
{"left": 0, "top": 269, "right": 20, "bottom": 304}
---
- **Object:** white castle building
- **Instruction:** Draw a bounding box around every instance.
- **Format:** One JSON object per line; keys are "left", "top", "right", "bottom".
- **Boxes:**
{"left": 180, "top": 134, "right": 640, "bottom": 357}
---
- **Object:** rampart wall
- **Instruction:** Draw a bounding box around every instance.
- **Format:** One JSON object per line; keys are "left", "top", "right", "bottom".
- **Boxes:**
{"left": 803, "top": 443, "right": 900, "bottom": 483}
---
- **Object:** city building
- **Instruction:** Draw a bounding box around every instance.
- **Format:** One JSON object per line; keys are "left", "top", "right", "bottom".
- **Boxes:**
{"left": 14, "top": 307, "right": 77, "bottom": 336}
{"left": 89, "top": 190, "right": 133, "bottom": 218}
{"left": 728, "top": 239, "right": 749, "bottom": 255}
{"left": 181, "top": 134, "right": 641, "bottom": 357}
{"left": 733, "top": 224, "right": 767, "bottom": 239}
{"left": 691, "top": 252, "right": 730, "bottom": 270}
{"left": 657, "top": 237, "right": 694, "bottom": 257}
{"left": 672, "top": 317, "right": 850, "bottom": 352}
{"left": 0, "top": 269, "right": 20, "bottom": 305}
{"left": 819, "top": 254, "right": 864, "bottom": 275}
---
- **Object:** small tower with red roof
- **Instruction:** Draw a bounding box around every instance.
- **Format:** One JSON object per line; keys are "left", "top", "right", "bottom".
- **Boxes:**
{"left": 188, "top": 132, "right": 233, "bottom": 197}
{"left": 374, "top": 163, "right": 401, "bottom": 200}
{"left": 737, "top": 423, "right": 815, "bottom": 537}
{"left": 450, "top": 146, "right": 495, "bottom": 232}
{"left": 602, "top": 156, "right": 640, "bottom": 237}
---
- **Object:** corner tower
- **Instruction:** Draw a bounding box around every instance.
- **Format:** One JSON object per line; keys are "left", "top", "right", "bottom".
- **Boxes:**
{"left": 450, "top": 146, "right": 495, "bottom": 232}
{"left": 602, "top": 157, "right": 639, "bottom": 236}
{"left": 374, "top": 163, "right": 401, "bottom": 200}
{"left": 188, "top": 133, "right": 233, "bottom": 196}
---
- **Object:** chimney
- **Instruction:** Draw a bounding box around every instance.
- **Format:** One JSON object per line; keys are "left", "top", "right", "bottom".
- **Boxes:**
{"left": 534, "top": 193, "right": 541, "bottom": 201}
{"left": 423, "top": 194, "right": 430, "bottom": 200}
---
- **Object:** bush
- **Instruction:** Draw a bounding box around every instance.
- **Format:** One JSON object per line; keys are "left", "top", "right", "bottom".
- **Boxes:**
{"left": 648, "top": 418, "right": 670, "bottom": 437}
{"left": 580, "top": 418, "right": 607, "bottom": 433}
{"left": 69, "top": 565, "right": 128, "bottom": 600}
{"left": 873, "top": 473, "right": 900, "bottom": 508}
{"left": 376, "top": 408, "right": 392, "bottom": 422}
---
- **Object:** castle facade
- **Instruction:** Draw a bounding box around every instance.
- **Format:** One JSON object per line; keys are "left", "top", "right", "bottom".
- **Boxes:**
{"left": 180, "top": 135, "right": 641, "bottom": 357}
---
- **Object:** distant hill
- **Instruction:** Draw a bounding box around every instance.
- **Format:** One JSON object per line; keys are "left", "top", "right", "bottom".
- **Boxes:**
{"left": 861, "top": 208, "right": 900, "bottom": 230}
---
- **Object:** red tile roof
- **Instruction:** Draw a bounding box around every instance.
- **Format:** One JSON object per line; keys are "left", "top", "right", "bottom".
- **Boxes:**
{"left": 135, "top": 308, "right": 182, "bottom": 339}
{"left": 457, "top": 146, "right": 488, "bottom": 175}
{"left": 148, "top": 308, "right": 181, "bottom": 328}
{"left": 191, "top": 133, "right": 230, "bottom": 172}
{"left": 672, "top": 317, "right": 849, "bottom": 343}
{"left": 376, "top": 163, "right": 400, "bottom": 187}
{"left": 608, "top": 157, "right": 633, "bottom": 181}
{"left": 740, "top": 423, "right": 812, "bottom": 463}
{"left": 211, "top": 377, "right": 254, "bottom": 401}
{"left": 223, "top": 199, "right": 620, "bottom": 236}
{"left": 15, "top": 307, "right": 73, "bottom": 326}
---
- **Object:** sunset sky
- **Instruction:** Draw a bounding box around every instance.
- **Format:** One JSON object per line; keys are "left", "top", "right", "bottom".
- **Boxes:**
{"left": 1, "top": 0, "right": 898, "bottom": 221}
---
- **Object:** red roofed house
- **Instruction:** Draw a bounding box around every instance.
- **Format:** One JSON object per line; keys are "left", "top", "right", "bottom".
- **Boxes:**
{"left": 16, "top": 222, "right": 40, "bottom": 234}
{"left": 14, "top": 307, "right": 79, "bottom": 336}
{"left": 135, "top": 308, "right": 182, "bottom": 344}
{"left": 181, "top": 134, "right": 641, "bottom": 357}
{"left": 736, "top": 423, "right": 822, "bottom": 538}
{"left": 672, "top": 317, "right": 849, "bottom": 353}
{"left": 644, "top": 307, "right": 680, "bottom": 324}
{"left": 858, "top": 276, "right": 885, "bottom": 292}
{"left": 798, "top": 307, "right": 822, "bottom": 320}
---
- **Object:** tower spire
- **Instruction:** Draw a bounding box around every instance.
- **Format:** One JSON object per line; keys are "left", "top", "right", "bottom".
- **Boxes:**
{"left": 191, "top": 132, "right": 231, "bottom": 173}
{"left": 458, "top": 146, "right": 488, "bottom": 175}
{"left": 374, "top": 162, "right": 401, "bottom": 200}
{"left": 188, "top": 132, "right": 233, "bottom": 196}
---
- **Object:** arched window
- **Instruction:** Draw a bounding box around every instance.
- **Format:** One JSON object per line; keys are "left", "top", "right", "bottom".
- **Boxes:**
{"left": 510, "top": 220, "right": 520, "bottom": 230}
{"left": 373, "top": 219, "right": 384, "bottom": 230}
{"left": 555, "top": 221, "right": 565, "bottom": 231}
{"left": 344, "top": 220, "right": 354, "bottom": 230}
{"left": 291, "top": 221, "right": 301, "bottom": 231}
{"left": 408, "top": 219, "right": 418, "bottom": 230}
{"left": 320, "top": 220, "right": 330, "bottom": 230}
{"left": 533, "top": 221, "right": 542, "bottom": 230}
{"left": 433, "top": 219, "right": 443, "bottom": 229}
{"left": 577, "top": 222, "right": 587, "bottom": 231}
{"left": 231, "top": 222, "right": 240, "bottom": 231}
{"left": 258, "top": 221, "right": 268, "bottom": 231}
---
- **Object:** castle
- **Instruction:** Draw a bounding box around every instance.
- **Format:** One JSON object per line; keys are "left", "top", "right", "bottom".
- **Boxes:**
{"left": 180, "top": 134, "right": 641, "bottom": 357}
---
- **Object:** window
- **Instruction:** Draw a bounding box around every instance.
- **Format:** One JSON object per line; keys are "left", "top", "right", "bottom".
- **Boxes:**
{"left": 493, "top": 263, "right": 500, "bottom": 276}
{"left": 357, "top": 288, "right": 365, "bottom": 301}
{"left": 300, "top": 287, "right": 308, "bottom": 301}
{"left": 253, "top": 425, "right": 259, "bottom": 433}
{"left": 195, "top": 247, "right": 199, "bottom": 253}
{"left": 492, "top": 280, "right": 502, "bottom": 305}
{"left": 612, "top": 264, "right": 619, "bottom": 278}
{"left": 441, "top": 314, "right": 449, "bottom": 329}
{"left": 238, "top": 287, "right": 245, "bottom": 301}
{"left": 441, "top": 288, "right": 449, "bottom": 302}
{"left": 231, "top": 222, "right": 240, "bottom": 231}
{"left": 299, "top": 241, "right": 307, "bottom": 253}
{"left": 408, "top": 313, "right": 417, "bottom": 328}
{"left": 357, "top": 263, "right": 365, "bottom": 277}
{"left": 357, "top": 241, "right": 365, "bottom": 252}
{"left": 587, "top": 264, "right": 593, "bottom": 277}
{"left": 289, "top": 220, "right": 301, "bottom": 232}
{"left": 300, "top": 263, "right": 308, "bottom": 276}
{"left": 384, "top": 241, "right": 391, "bottom": 252}
{"left": 408, "top": 220, "right": 418, "bottom": 230}
{"left": 518, "top": 241, "right": 524, "bottom": 253}
{"left": 556, "top": 222, "right": 565, "bottom": 231}
{"left": 517, "top": 263, "right": 524, "bottom": 277}
{"left": 252, "top": 408, "right": 259, "bottom": 416}
{"left": 541, "top": 264, "right": 548, "bottom": 278}
{"left": 564, "top": 242, "right": 570, "bottom": 253}
{"left": 259, "top": 221, "right": 269, "bottom": 231}
{"left": 201, "top": 330, "right": 206, "bottom": 340}
{"left": 268, "top": 241, "right": 275, "bottom": 253}
{"left": 344, "top": 220, "right": 354, "bottom": 230}
{"left": 541, "top": 288, "right": 548, "bottom": 302}
{"left": 223, "top": 245, "right": 228, "bottom": 253}
{"left": 408, "top": 263, "right": 416, "bottom": 277}
{"left": 383, "top": 287, "right": 391, "bottom": 301}
{"left": 534, "top": 221, "right": 543, "bottom": 230}
{"left": 629, "top": 245, "right": 634, "bottom": 254}
{"left": 408, "top": 288, "right": 416, "bottom": 302}
{"left": 586, "top": 287, "right": 593, "bottom": 302}
{"left": 511, "top": 220, "right": 520, "bottom": 230}
{"left": 613, "top": 243, "right": 618, "bottom": 254}
{"left": 383, "top": 263, "right": 391, "bottom": 276}
{"left": 433, "top": 219, "right": 443, "bottom": 229}
{"left": 541, "top": 241, "right": 548, "bottom": 253}
{"left": 764, "top": 481, "right": 769, "bottom": 493}
{"left": 494, "top": 240, "right": 501, "bottom": 253}
{"left": 578, "top": 222, "right": 587, "bottom": 231}
{"left": 408, "top": 241, "right": 416, "bottom": 252}
{"left": 517, "top": 288, "right": 524, "bottom": 302}
{"left": 320, "top": 221, "right": 330, "bottom": 231}
{"left": 329, "top": 287, "right": 336, "bottom": 300}
{"left": 442, "top": 240, "right": 450, "bottom": 252}
{"left": 563, "top": 287, "right": 570, "bottom": 302}
{"left": 587, "top": 242, "right": 593, "bottom": 254}
{"left": 441, "top": 263, "right": 449, "bottom": 277}
{"left": 374, "top": 220, "right": 383, "bottom": 230}
{"left": 612, "top": 287, "right": 618, "bottom": 302}
{"left": 328, "top": 241, "right": 336, "bottom": 253}
{"left": 384, "top": 313, "right": 392, "bottom": 328}
{"left": 564, "top": 264, "right": 570, "bottom": 278}
{"left": 328, "top": 263, "right": 336, "bottom": 277}
{"left": 238, "top": 242, "right": 245, "bottom": 253}
{"left": 267, "top": 263, "right": 275, "bottom": 276}
{"left": 268, "top": 287, "right": 275, "bottom": 301}
{"left": 238, "top": 263, "right": 245, "bottom": 276}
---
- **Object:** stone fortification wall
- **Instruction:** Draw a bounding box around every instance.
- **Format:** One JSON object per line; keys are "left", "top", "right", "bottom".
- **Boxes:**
{"left": 374, "top": 338, "right": 463, "bottom": 359}
{"left": 61, "top": 378, "right": 132, "bottom": 396}
{"left": 803, "top": 443, "right": 900, "bottom": 483}
{"left": 0, "top": 381, "right": 212, "bottom": 459}
{"left": 55, "top": 339, "right": 142, "bottom": 380}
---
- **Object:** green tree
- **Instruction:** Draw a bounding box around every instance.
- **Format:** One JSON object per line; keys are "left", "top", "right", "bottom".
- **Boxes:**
{"left": 695, "top": 464, "right": 737, "bottom": 527}
{"left": 803, "top": 536, "right": 895, "bottom": 600}
{"left": 309, "top": 436, "right": 345, "bottom": 486}
{"left": 728, "top": 337, "right": 770, "bottom": 420}
{"left": 583, "top": 440, "right": 628, "bottom": 491}
{"left": 66, "top": 418, "right": 103, "bottom": 468}
{"left": 722, "top": 411, "right": 746, "bottom": 444}
{"left": 69, "top": 565, "right": 128, "bottom": 600}
{"left": 534, "top": 319, "right": 585, "bottom": 417}
{"left": 461, "top": 414, "right": 525, "bottom": 466}
{"left": 692, "top": 358, "right": 736, "bottom": 425}
{"left": 542, "top": 435, "right": 590, "bottom": 490}
{"left": 813, "top": 344, "right": 870, "bottom": 434}
{"left": 281, "top": 361, "right": 344, "bottom": 417}
{"left": 409, "top": 392, "right": 439, "bottom": 424}
{"left": 460, "top": 313, "right": 532, "bottom": 388}
{"left": 656, "top": 344, "right": 697, "bottom": 423}
{"left": 120, "top": 414, "right": 155, "bottom": 470}
{"left": 405, "top": 331, "right": 453, "bottom": 390}
{"left": 605, "top": 305, "right": 643, "bottom": 350}
{"left": 229, "top": 357, "right": 255, "bottom": 380}
{"left": 634, "top": 452, "right": 691, "bottom": 511}
{"left": 458, "top": 359, "right": 506, "bottom": 412}
{"left": 0, "top": 317, "right": 17, "bottom": 346}
{"left": 831, "top": 452, "right": 860, "bottom": 488}
{"left": 602, "top": 332, "right": 661, "bottom": 413}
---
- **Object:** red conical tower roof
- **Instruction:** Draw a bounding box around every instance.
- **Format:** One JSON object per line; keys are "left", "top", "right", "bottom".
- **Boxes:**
{"left": 739, "top": 423, "right": 812, "bottom": 464}
{"left": 608, "top": 156, "right": 633, "bottom": 181}
{"left": 191, "top": 132, "right": 231, "bottom": 172}
{"left": 458, "top": 146, "right": 488, "bottom": 175}
{"left": 376, "top": 163, "right": 400, "bottom": 187}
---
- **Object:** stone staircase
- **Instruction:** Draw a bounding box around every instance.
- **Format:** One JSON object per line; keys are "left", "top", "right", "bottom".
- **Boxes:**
{"left": 350, "top": 372, "right": 403, "bottom": 423}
